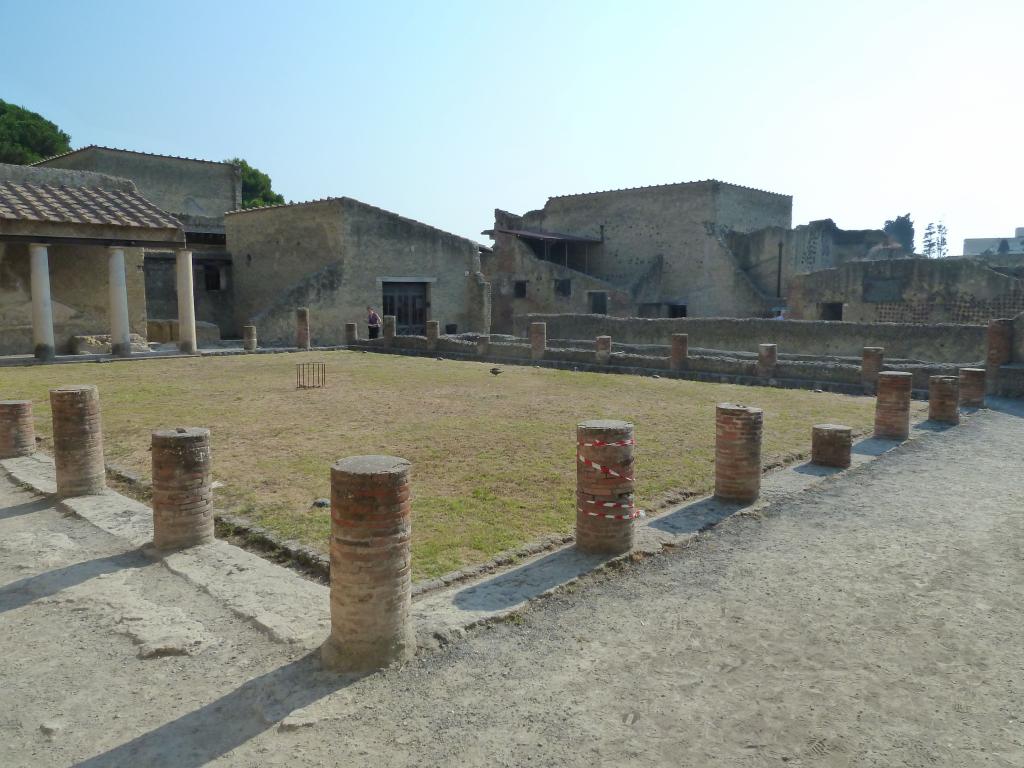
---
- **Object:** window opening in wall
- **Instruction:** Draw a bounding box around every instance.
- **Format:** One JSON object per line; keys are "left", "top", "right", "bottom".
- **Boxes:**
{"left": 638, "top": 303, "right": 664, "bottom": 318}
{"left": 668, "top": 304, "right": 687, "bottom": 318}
{"left": 588, "top": 291, "right": 608, "bottom": 315}
{"left": 204, "top": 264, "right": 222, "bottom": 292}
{"left": 513, "top": 280, "right": 528, "bottom": 298}
{"left": 820, "top": 302, "right": 844, "bottom": 321}
{"left": 554, "top": 278, "right": 571, "bottom": 297}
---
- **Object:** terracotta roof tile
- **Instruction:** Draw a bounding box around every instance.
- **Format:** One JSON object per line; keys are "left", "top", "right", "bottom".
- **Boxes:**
{"left": 0, "top": 180, "right": 182, "bottom": 231}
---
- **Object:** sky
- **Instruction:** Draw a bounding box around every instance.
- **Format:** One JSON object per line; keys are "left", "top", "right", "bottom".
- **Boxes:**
{"left": 2, "top": 0, "right": 1022, "bottom": 252}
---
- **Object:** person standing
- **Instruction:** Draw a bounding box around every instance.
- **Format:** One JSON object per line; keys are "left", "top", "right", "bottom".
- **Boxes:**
{"left": 367, "top": 306, "right": 382, "bottom": 339}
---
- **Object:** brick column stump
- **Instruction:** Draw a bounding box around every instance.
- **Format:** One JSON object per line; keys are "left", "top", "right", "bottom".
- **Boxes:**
{"left": 344, "top": 322, "right": 358, "bottom": 345}
{"left": 811, "top": 424, "right": 852, "bottom": 468}
{"left": 0, "top": 400, "right": 35, "bottom": 459}
{"left": 595, "top": 336, "right": 612, "bottom": 365}
{"left": 576, "top": 420, "right": 636, "bottom": 555}
{"left": 476, "top": 334, "right": 491, "bottom": 357}
{"left": 296, "top": 307, "right": 311, "bottom": 349}
{"left": 756, "top": 343, "right": 777, "bottom": 378}
{"left": 928, "top": 375, "right": 960, "bottom": 425}
{"left": 670, "top": 333, "right": 689, "bottom": 371}
{"left": 861, "top": 347, "right": 884, "bottom": 390}
{"left": 959, "top": 367, "right": 986, "bottom": 408}
{"left": 382, "top": 315, "right": 397, "bottom": 346}
{"left": 322, "top": 455, "right": 415, "bottom": 672}
{"left": 426, "top": 320, "right": 440, "bottom": 351}
{"left": 874, "top": 371, "right": 912, "bottom": 439}
{"left": 529, "top": 322, "right": 546, "bottom": 361}
{"left": 242, "top": 325, "right": 257, "bottom": 352}
{"left": 986, "top": 318, "right": 1014, "bottom": 394}
{"left": 50, "top": 385, "right": 106, "bottom": 497}
{"left": 714, "top": 404, "right": 763, "bottom": 503}
{"left": 151, "top": 427, "right": 214, "bottom": 550}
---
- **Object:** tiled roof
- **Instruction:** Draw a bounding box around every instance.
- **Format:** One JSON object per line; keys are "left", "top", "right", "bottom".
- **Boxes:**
{"left": 548, "top": 179, "right": 790, "bottom": 200}
{"left": 32, "top": 145, "right": 235, "bottom": 168}
{"left": 0, "top": 180, "right": 183, "bottom": 231}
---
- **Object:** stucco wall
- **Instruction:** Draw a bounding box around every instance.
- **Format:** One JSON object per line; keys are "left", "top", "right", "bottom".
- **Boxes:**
{"left": 788, "top": 258, "right": 1024, "bottom": 324}
{"left": 37, "top": 147, "right": 241, "bottom": 227}
{"left": 0, "top": 241, "right": 147, "bottom": 355}
{"left": 513, "top": 313, "right": 986, "bottom": 363}
{"left": 227, "top": 198, "right": 489, "bottom": 344}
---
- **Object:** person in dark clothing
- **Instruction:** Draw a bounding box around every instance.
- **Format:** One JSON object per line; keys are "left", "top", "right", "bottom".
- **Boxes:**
{"left": 367, "top": 306, "right": 382, "bottom": 339}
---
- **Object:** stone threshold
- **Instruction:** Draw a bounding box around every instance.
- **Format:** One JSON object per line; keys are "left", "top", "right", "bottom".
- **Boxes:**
{"left": 0, "top": 413, "right": 957, "bottom": 655}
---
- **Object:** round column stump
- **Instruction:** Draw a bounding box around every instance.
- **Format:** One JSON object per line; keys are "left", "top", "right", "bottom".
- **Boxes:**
{"left": 152, "top": 427, "right": 214, "bottom": 550}
{"left": 756, "top": 344, "right": 777, "bottom": 377}
{"left": 928, "top": 375, "right": 960, "bottom": 424}
{"left": 595, "top": 336, "right": 612, "bottom": 365}
{"left": 322, "top": 455, "right": 415, "bottom": 672}
{"left": 0, "top": 400, "right": 35, "bottom": 459}
{"left": 425, "top": 320, "right": 440, "bottom": 350}
{"left": 476, "top": 335, "right": 491, "bottom": 356}
{"left": 861, "top": 347, "right": 884, "bottom": 390}
{"left": 344, "top": 322, "right": 358, "bottom": 345}
{"left": 576, "top": 420, "right": 636, "bottom": 555}
{"left": 529, "top": 322, "right": 547, "bottom": 361}
{"left": 811, "top": 424, "right": 852, "bottom": 468}
{"left": 714, "top": 404, "right": 763, "bottom": 503}
{"left": 959, "top": 367, "right": 986, "bottom": 408}
{"left": 296, "top": 307, "right": 311, "bottom": 349}
{"left": 874, "top": 371, "right": 913, "bottom": 439}
{"left": 50, "top": 385, "right": 105, "bottom": 497}
{"left": 382, "top": 315, "right": 397, "bottom": 346}
{"left": 670, "top": 333, "right": 689, "bottom": 371}
{"left": 242, "top": 325, "right": 257, "bottom": 352}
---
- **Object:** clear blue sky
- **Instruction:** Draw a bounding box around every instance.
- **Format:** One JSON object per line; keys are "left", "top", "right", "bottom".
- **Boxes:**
{"left": 3, "top": 0, "right": 1021, "bottom": 252}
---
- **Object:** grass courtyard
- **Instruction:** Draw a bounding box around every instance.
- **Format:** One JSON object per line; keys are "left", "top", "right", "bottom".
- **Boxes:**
{"left": 1, "top": 351, "right": 919, "bottom": 580}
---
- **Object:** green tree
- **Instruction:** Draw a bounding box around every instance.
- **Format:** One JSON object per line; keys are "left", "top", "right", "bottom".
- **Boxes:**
{"left": 922, "top": 222, "right": 936, "bottom": 258}
{"left": 225, "top": 157, "right": 285, "bottom": 209}
{"left": 883, "top": 213, "right": 915, "bottom": 254}
{"left": 936, "top": 223, "right": 948, "bottom": 258}
{"left": 0, "top": 99, "right": 71, "bottom": 164}
{"left": 997, "top": 238, "right": 1010, "bottom": 255}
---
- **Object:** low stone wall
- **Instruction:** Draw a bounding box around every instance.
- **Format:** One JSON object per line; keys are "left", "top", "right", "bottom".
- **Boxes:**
{"left": 514, "top": 314, "right": 987, "bottom": 363}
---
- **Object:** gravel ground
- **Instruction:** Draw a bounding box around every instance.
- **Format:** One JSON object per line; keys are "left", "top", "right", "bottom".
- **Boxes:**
{"left": 1, "top": 405, "right": 1022, "bottom": 767}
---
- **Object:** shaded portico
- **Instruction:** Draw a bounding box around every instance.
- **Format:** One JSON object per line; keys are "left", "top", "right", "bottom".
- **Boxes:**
{"left": 0, "top": 175, "right": 193, "bottom": 359}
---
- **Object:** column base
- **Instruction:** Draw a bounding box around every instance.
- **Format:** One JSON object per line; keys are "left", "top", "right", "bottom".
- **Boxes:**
{"left": 111, "top": 342, "right": 133, "bottom": 358}
{"left": 320, "top": 633, "right": 415, "bottom": 673}
{"left": 178, "top": 341, "right": 197, "bottom": 354}
{"left": 34, "top": 344, "right": 55, "bottom": 362}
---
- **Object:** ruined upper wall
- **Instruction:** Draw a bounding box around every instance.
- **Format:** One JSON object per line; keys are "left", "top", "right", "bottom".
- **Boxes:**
{"left": 0, "top": 162, "right": 137, "bottom": 193}
{"left": 36, "top": 147, "right": 242, "bottom": 230}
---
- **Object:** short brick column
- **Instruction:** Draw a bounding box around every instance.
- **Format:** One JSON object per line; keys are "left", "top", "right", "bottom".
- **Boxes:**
{"left": 576, "top": 420, "right": 636, "bottom": 555}
{"left": 714, "top": 403, "right": 763, "bottom": 503}
{"left": 50, "top": 385, "right": 106, "bottom": 497}
{"left": 322, "top": 455, "right": 415, "bottom": 672}
{"left": 296, "top": 307, "right": 311, "bottom": 349}
{"left": 0, "top": 400, "right": 35, "bottom": 459}
{"left": 382, "top": 315, "right": 397, "bottom": 346}
{"left": 756, "top": 343, "right": 777, "bottom": 377}
{"left": 861, "top": 347, "right": 884, "bottom": 389}
{"left": 874, "top": 371, "right": 912, "bottom": 439}
{"left": 242, "top": 325, "right": 257, "bottom": 352}
{"left": 344, "top": 322, "right": 358, "bottom": 345}
{"left": 986, "top": 318, "right": 1014, "bottom": 394}
{"left": 476, "top": 334, "right": 490, "bottom": 356}
{"left": 529, "top": 322, "right": 546, "bottom": 361}
{"left": 151, "top": 427, "right": 214, "bottom": 550}
{"left": 595, "top": 335, "right": 612, "bottom": 365}
{"left": 425, "top": 320, "right": 440, "bottom": 350}
{"left": 928, "top": 375, "right": 960, "bottom": 425}
{"left": 670, "top": 333, "right": 689, "bottom": 371}
{"left": 959, "top": 367, "right": 986, "bottom": 408}
{"left": 811, "top": 424, "right": 852, "bottom": 468}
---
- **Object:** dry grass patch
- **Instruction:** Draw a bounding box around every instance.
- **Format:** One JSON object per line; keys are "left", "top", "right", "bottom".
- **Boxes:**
{"left": 1, "top": 351, "right": 920, "bottom": 579}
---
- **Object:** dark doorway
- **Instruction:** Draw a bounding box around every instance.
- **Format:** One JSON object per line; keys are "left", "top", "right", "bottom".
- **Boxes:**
{"left": 588, "top": 291, "right": 608, "bottom": 315}
{"left": 382, "top": 282, "right": 428, "bottom": 335}
{"left": 820, "top": 302, "right": 844, "bottom": 321}
{"left": 668, "top": 303, "right": 687, "bottom": 318}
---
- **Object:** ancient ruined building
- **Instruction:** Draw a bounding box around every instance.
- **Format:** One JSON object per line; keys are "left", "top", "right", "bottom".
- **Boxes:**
{"left": 226, "top": 197, "right": 490, "bottom": 344}
{"left": 34, "top": 146, "right": 242, "bottom": 339}
{"left": 482, "top": 180, "right": 905, "bottom": 333}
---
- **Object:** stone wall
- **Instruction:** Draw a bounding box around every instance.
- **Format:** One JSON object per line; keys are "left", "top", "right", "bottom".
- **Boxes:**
{"left": 788, "top": 258, "right": 1024, "bottom": 324}
{"left": 513, "top": 313, "right": 986, "bottom": 363}
{"left": 0, "top": 241, "right": 147, "bottom": 355}
{"left": 143, "top": 250, "right": 235, "bottom": 336}
{"left": 227, "top": 197, "right": 490, "bottom": 344}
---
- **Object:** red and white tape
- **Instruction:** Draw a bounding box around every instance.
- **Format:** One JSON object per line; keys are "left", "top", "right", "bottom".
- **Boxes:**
{"left": 577, "top": 453, "right": 634, "bottom": 481}
{"left": 577, "top": 438, "right": 636, "bottom": 448}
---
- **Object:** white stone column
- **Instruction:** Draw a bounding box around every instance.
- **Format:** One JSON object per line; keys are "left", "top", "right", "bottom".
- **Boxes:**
{"left": 107, "top": 247, "right": 132, "bottom": 357}
{"left": 175, "top": 249, "right": 198, "bottom": 354}
{"left": 29, "top": 243, "right": 55, "bottom": 361}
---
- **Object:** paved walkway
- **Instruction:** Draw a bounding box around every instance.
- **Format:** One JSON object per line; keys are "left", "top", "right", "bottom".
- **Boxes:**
{"left": 1, "top": 404, "right": 1022, "bottom": 766}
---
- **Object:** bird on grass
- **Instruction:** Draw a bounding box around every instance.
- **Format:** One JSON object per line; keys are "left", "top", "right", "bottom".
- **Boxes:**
{"left": 490, "top": 367, "right": 503, "bottom": 376}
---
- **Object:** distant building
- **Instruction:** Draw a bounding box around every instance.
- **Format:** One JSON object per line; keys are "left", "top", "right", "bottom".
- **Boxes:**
{"left": 963, "top": 228, "right": 1024, "bottom": 257}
